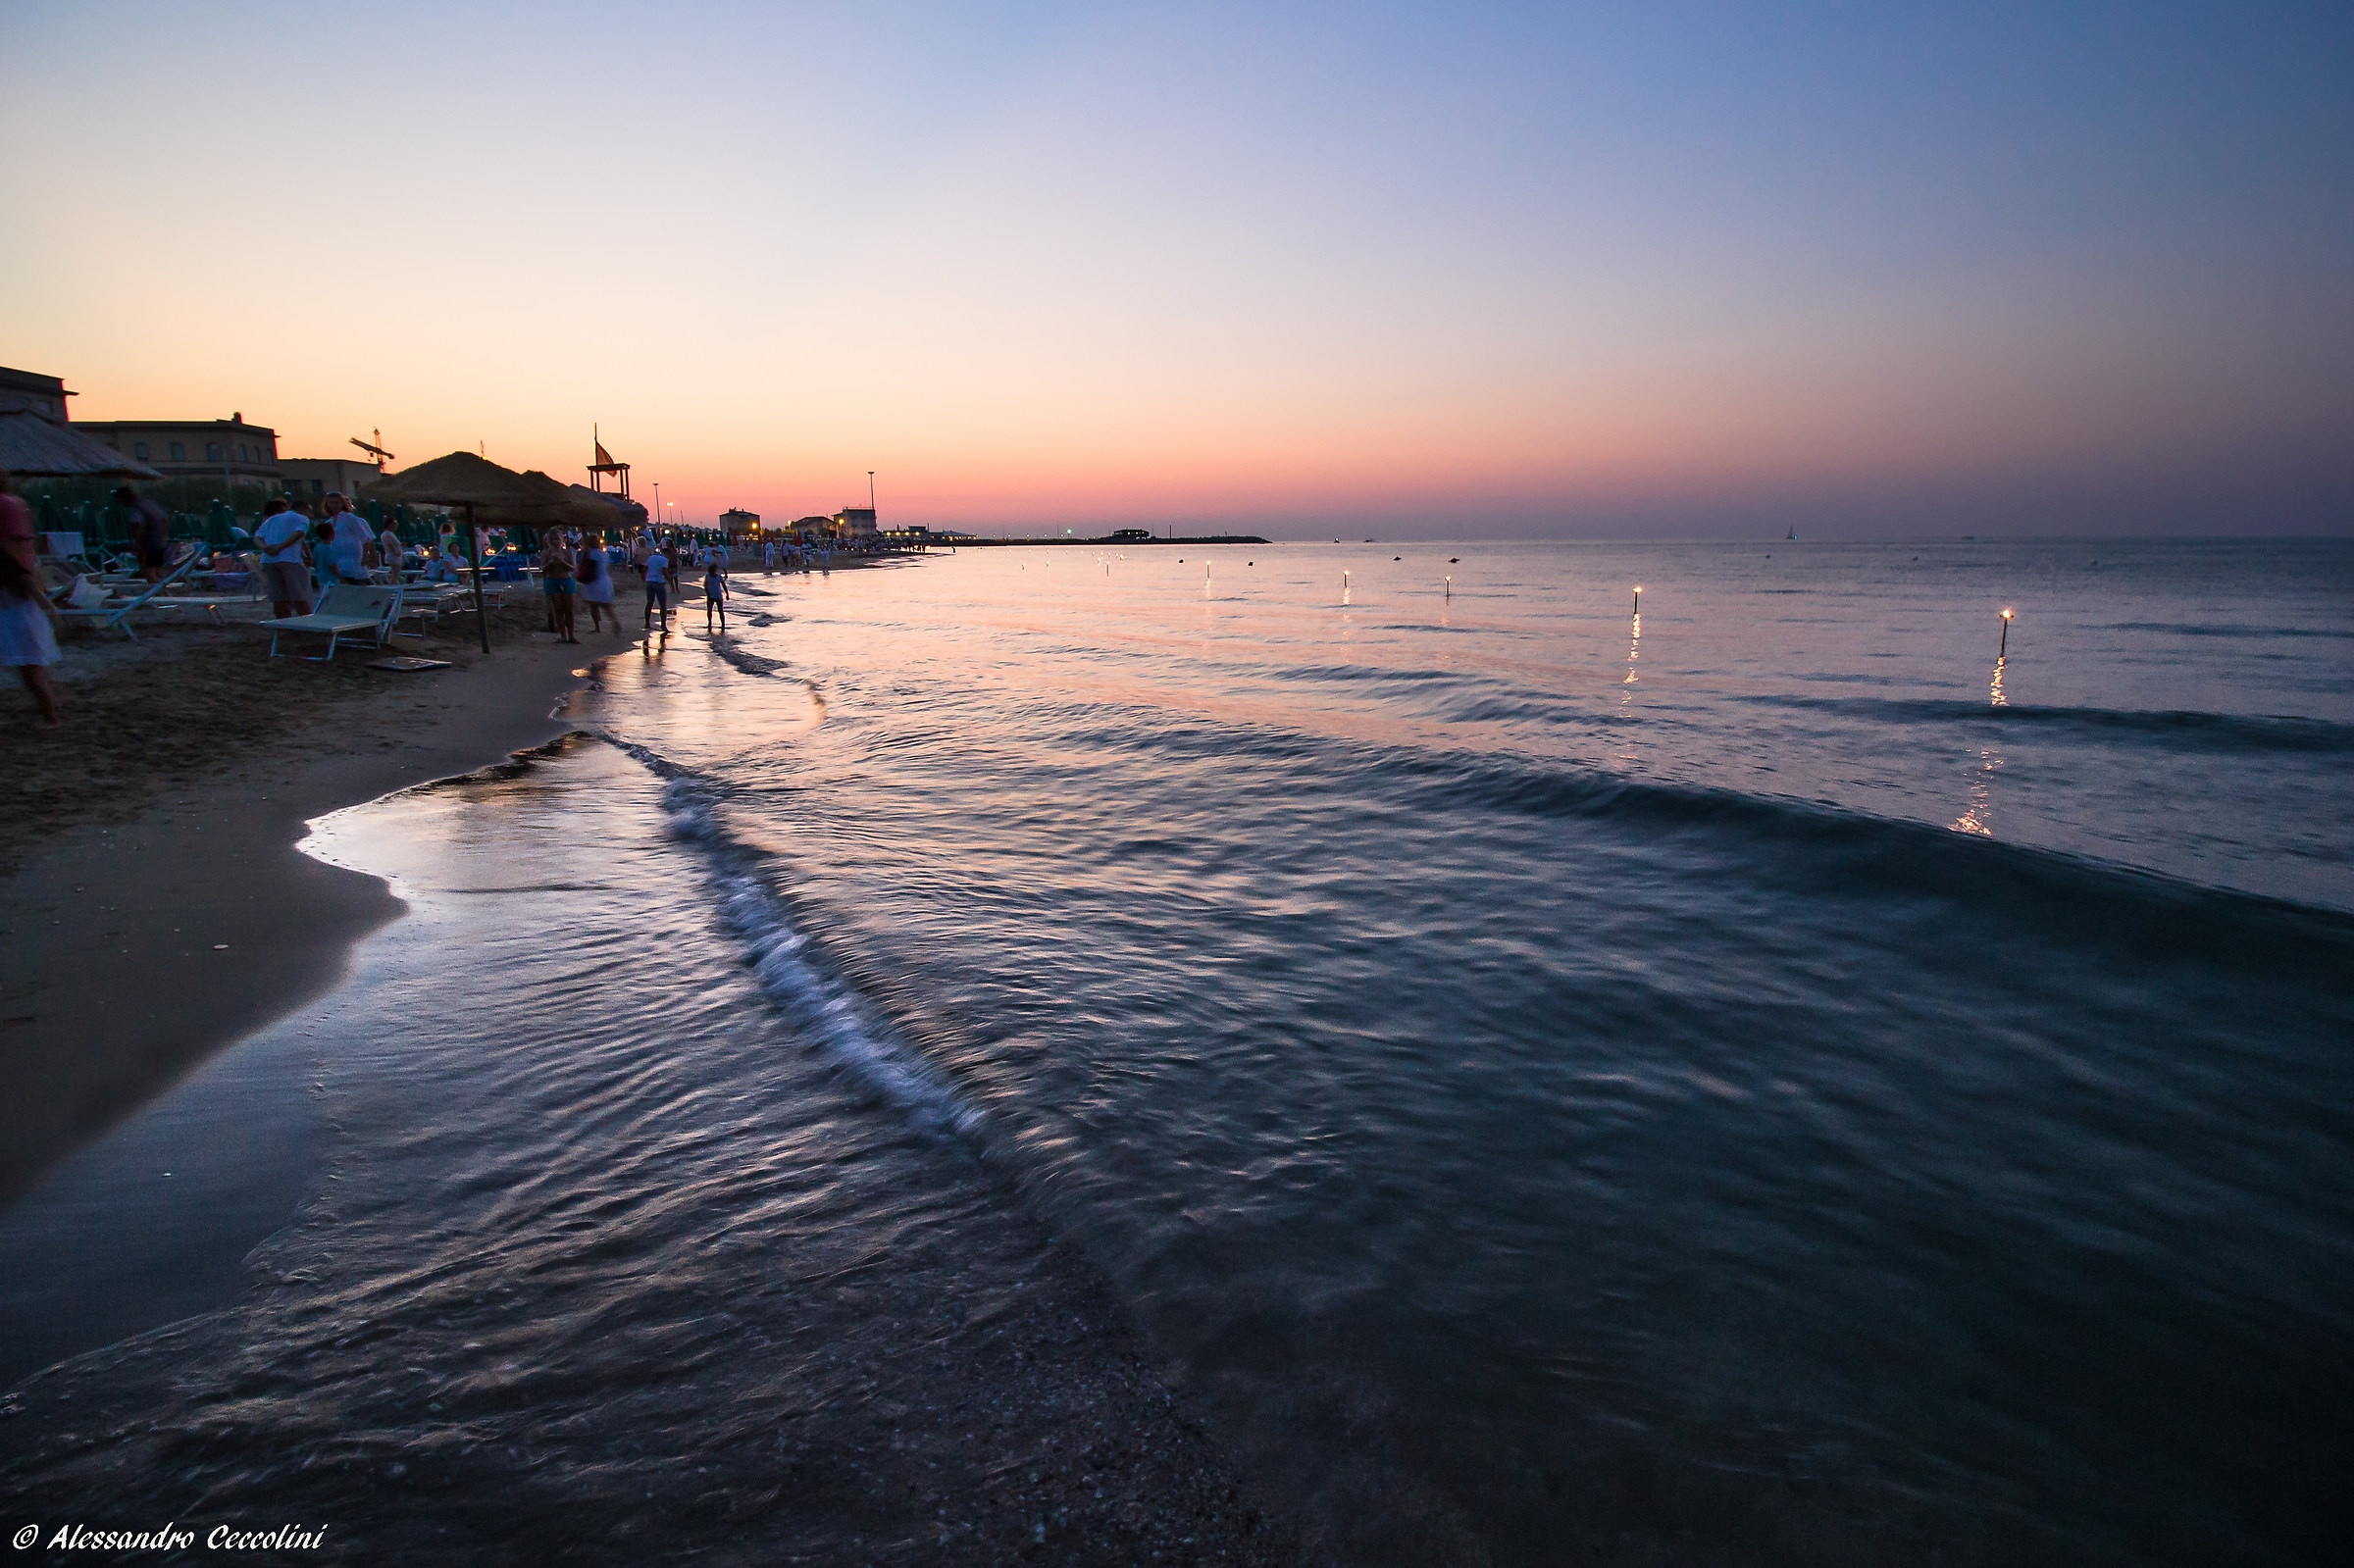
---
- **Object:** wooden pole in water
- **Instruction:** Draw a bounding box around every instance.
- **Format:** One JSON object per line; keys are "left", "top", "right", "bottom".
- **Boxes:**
{"left": 2000, "top": 607, "right": 2013, "bottom": 657}
{"left": 1633, "top": 585, "right": 1641, "bottom": 616}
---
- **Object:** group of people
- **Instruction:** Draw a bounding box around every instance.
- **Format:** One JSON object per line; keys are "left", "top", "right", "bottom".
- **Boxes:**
{"left": 249, "top": 491, "right": 406, "bottom": 619}
{"left": 0, "top": 473, "right": 762, "bottom": 728}
{"left": 247, "top": 503, "right": 741, "bottom": 644}
{"left": 534, "top": 531, "right": 626, "bottom": 643}
{"left": 537, "top": 531, "right": 732, "bottom": 640}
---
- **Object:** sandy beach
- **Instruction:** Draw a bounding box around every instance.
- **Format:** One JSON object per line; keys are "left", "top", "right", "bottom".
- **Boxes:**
{"left": 0, "top": 597, "right": 600, "bottom": 1207}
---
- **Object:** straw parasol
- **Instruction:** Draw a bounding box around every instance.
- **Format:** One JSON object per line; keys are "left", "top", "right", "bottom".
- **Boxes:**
{"left": 520, "top": 472, "right": 633, "bottom": 531}
{"left": 365, "top": 450, "right": 574, "bottom": 515}
{"left": 364, "top": 452, "right": 579, "bottom": 650}
{"left": 0, "top": 411, "right": 164, "bottom": 480}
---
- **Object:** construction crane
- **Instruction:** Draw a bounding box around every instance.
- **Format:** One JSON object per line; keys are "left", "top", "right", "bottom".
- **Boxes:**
{"left": 349, "top": 429, "right": 394, "bottom": 470}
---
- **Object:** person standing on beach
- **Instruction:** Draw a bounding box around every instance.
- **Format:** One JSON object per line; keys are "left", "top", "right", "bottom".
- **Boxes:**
{"left": 703, "top": 554, "right": 728, "bottom": 633}
{"left": 254, "top": 498, "right": 313, "bottom": 618}
{"left": 642, "top": 541, "right": 670, "bottom": 632}
{"left": 578, "top": 536, "right": 621, "bottom": 633}
{"left": 118, "top": 485, "right": 174, "bottom": 583}
{"left": 541, "top": 534, "right": 580, "bottom": 644}
{"left": 377, "top": 515, "right": 403, "bottom": 581}
{"left": 0, "top": 471, "right": 63, "bottom": 727}
{"left": 325, "top": 493, "right": 372, "bottom": 578}
{"left": 310, "top": 518, "right": 338, "bottom": 592}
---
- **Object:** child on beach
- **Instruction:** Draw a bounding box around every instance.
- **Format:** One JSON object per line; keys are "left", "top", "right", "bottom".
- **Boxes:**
{"left": 310, "top": 518, "right": 345, "bottom": 591}
{"left": 642, "top": 544, "right": 670, "bottom": 632}
{"left": 703, "top": 557, "right": 728, "bottom": 633}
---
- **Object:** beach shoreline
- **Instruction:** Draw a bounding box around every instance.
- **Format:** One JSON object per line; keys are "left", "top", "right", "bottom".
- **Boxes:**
{"left": 0, "top": 588, "right": 1308, "bottom": 1565}
{"left": 0, "top": 610, "right": 606, "bottom": 1208}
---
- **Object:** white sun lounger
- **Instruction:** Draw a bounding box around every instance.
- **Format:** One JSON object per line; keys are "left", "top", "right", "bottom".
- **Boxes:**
{"left": 259, "top": 583, "right": 405, "bottom": 660}
{"left": 52, "top": 552, "right": 201, "bottom": 640}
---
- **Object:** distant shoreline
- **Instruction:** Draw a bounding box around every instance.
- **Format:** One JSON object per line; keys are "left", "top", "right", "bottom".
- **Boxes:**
{"left": 948, "top": 534, "right": 1272, "bottom": 547}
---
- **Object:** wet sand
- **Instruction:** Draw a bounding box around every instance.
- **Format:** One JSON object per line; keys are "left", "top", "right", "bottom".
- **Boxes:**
{"left": 0, "top": 590, "right": 1305, "bottom": 1564}
{"left": 0, "top": 599, "right": 600, "bottom": 1208}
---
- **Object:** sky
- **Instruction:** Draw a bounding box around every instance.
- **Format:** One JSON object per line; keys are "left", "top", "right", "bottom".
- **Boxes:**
{"left": 5, "top": 1, "right": 2350, "bottom": 537}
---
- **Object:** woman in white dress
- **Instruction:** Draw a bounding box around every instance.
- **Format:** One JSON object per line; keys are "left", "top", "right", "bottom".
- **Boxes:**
{"left": 578, "top": 535, "right": 621, "bottom": 633}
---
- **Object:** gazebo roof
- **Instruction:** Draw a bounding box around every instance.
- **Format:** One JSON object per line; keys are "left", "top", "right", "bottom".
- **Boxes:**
{"left": 0, "top": 412, "right": 163, "bottom": 480}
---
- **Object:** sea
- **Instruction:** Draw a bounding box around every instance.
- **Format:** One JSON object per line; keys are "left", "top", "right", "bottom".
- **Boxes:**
{"left": 3, "top": 537, "right": 2350, "bottom": 1565}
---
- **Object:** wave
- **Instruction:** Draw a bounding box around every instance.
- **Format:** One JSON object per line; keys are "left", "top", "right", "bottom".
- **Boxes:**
{"left": 1732, "top": 695, "right": 2354, "bottom": 755}
{"left": 690, "top": 633, "right": 793, "bottom": 678}
{"left": 1041, "top": 710, "right": 2353, "bottom": 953}
{"left": 604, "top": 737, "right": 984, "bottom": 1138}
{"left": 1366, "top": 745, "right": 2354, "bottom": 968}
{"left": 1262, "top": 664, "right": 1471, "bottom": 685}
{"left": 2107, "top": 622, "right": 2354, "bottom": 640}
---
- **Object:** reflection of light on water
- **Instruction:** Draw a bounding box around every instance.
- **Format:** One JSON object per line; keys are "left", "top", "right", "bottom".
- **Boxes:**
{"left": 1953, "top": 657, "right": 2008, "bottom": 833}
{"left": 1951, "top": 747, "right": 2004, "bottom": 835}
{"left": 1612, "top": 610, "right": 1642, "bottom": 767}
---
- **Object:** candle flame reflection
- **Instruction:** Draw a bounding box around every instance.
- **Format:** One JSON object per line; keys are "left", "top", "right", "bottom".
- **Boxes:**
{"left": 1952, "top": 656, "right": 2008, "bottom": 834}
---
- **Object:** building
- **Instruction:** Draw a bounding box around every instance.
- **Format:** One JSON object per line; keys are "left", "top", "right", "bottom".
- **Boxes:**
{"left": 282, "top": 456, "right": 385, "bottom": 502}
{"left": 75, "top": 415, "right": 281, "bottom": 489}
{"left": 0, "top": 367, "right": 73, "bottom": 420}
{"left": 719, "top": 508, "right": 761, "bottom": 534}
{"left": 834, "top": 506, "right": 877, "bottom": 539}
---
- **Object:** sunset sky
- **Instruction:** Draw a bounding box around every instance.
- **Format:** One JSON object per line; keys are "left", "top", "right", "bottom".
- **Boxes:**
{"left": 7, "top": 2, "right": 2350, "bottom": 536}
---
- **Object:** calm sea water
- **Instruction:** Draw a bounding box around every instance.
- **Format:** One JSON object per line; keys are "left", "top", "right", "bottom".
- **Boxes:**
{"left": 6, "top": 538, "right": 2351, "bottom": 1564}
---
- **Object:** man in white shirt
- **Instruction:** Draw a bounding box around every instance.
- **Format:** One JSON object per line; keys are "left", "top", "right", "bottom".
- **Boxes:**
{"left": 254, "top": 499, "right": 314, "bottom": 617}
{"left": 642, "top": 546, "right": 670, "bottom": 632}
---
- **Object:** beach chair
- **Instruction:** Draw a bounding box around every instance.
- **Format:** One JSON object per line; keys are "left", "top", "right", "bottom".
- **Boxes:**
{"left": 258, "top": 582, "right": 406, "bottom": 660}
{"left": 52, "top": 552, "right": 201, "bottom": 640}
{"left": 389, "top": 582, "right": 469, "bottom": 635}
{"left": 35, "top": 532, "right": 100, "bottom": 575}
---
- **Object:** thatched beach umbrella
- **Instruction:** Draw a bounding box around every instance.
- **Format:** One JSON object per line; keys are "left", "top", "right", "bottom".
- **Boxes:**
{"left": 0, "top": 411, "right": 164, "bottom": 480}
{"left": 520, "top": 472, "right": 631, "bottom": 531}
{"left": 366, "top": 452, "right": 577, "bottom": 651}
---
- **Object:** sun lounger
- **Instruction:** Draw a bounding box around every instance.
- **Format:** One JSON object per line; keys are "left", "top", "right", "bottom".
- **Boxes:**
{"left": 53, "top": 552, "right": 201, "bottom": 640}
{"left": 136, "top": 590, "right": 256, "bottom": 627}
{"left": 35, "top": 532, "right": 101, "bottom": 575}
{"left": 258, "top": 582, "right": 406, "bottom": 660}
{"left": 389, "top": 583, "right": 470, "bottom": 633}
